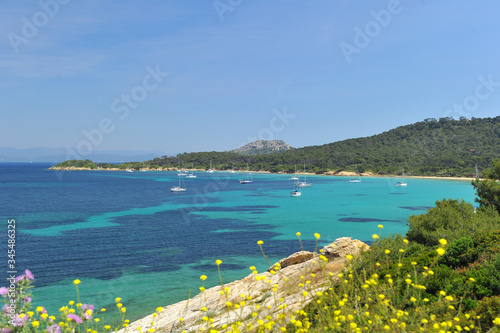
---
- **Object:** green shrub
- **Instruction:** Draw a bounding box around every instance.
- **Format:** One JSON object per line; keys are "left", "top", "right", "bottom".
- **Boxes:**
{"left": 406, "top": 199, "right": 500, "bottom": 247}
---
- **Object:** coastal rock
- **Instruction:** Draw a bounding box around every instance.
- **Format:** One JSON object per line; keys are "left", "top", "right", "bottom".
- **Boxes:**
{"left": 232, "top": 140, "right": 293, "bottom": 155}
{"left": 321, "top": 237, "right": 369, "bottom": 260}
{"left": 117, "top": 237, "right": 368, "bottom": 333}
{"left": 334, "top": 170, "right": 356, "bottom": 176}
{"left": 267, "top": 250, "right": 315, "bottom": 272}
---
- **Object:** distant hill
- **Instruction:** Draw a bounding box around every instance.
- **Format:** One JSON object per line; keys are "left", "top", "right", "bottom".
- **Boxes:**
{"left": 0, "top": 147, "right": 164, "bottom": 163}
{"left": 232, "top": 140, "right": 293, "bottom": 155}
{"left": 53, "top": 117, "right": 500, "bottom": 177}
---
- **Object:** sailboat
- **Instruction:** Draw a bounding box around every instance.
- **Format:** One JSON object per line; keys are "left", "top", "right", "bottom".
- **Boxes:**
{"left": 186, "top": 163, "right": 197, "bottom": 178}
{"left": 171, "top": 175, "right": 187, "bottom": 192}
{"left": 289, "top": 164, "right": 299, "bottom": 180}
{"left": 239, "top": 163, "right": 253, "bottom": 184}
{"left": 125, "top": 164, "right": 133, "bottom": 172}
{"left": 140, "top": 162, "right": 147, "bottom": 172}
{"left": 349, "top": 164, "right": 361, "bottom": 183}
{"left": 395, "top": 167, "right": 407, "bottom": 187}
{"left": 475, "top": 165, "right": 479, "bottom": 179}
{"left": 207, "top": 160, "right": 214, "bottom": 173}
{"left": 295, "top": 164, "right": 312, "bottom": 187}
{"left": 177, "top": 164, "right": 188, "bottom": 176}
{"left": 290, "top": 184, "right": 302, "bottom": 196}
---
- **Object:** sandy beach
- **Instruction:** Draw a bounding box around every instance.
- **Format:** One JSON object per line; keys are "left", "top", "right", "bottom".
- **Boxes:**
{"left": 49, "top": 166, "right": 478, "bottom": 181}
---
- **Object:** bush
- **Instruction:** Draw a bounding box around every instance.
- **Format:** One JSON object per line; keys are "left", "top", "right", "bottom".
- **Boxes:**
{"left": 406, "top": 199, "right": 500, "bottom": 246}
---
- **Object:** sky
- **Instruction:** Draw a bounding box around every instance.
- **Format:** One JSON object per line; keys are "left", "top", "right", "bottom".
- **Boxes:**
{"left": 1, "top": 0, "right": 500, "bottom": 156}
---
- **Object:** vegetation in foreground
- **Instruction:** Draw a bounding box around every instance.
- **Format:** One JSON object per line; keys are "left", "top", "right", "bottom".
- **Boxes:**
{"left": 4, "top": 160, "right": 500, "bottom": 332}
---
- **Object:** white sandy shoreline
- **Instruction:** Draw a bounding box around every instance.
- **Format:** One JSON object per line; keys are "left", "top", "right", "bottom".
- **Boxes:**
{"left": 48, "top": 167, "right": 478, "bottom": 181}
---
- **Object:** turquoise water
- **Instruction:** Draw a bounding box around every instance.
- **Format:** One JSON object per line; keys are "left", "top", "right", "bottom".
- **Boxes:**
{"left": 0, "top": 163, "right": 476, "bottom": 322}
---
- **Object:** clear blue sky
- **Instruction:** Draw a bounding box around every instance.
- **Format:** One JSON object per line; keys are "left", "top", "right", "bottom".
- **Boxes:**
{"left": 1, "top": 1, "right": 499, "bottom": 155}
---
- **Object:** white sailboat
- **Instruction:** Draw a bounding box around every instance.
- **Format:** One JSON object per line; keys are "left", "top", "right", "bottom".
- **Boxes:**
{"left": 140, "top": 162, "right": 147, "bottom": 172}
{"left": 186, "top": 163, "right": 197, "bottom": 178}
{"left": 295, "top": 164, "right": 312, "bottom": 187}
{"left": 289, "top": 164, "right": 299, "bottom": 180}
{"left": 290, "top": 184, "right": 302, "bottom": 196}
{"left": 171, "top": 175, "right": 187, "bottom": 192}
{"left": 125, "top": 164, "right": 133, "bottom": 172}
{"left": 475, "top": 164, "right": 479, "bottom": 179}
{"left": 395, "top": 167, "right": 407, "bottom": 187}
{"left": 177, "top": 165, "right": 188, "bottom": 176}
{"left": 349, "top": 164, "right": 361, "bottom": 183}
{"left": 207, "top": 160, "right": 214, "bottom": 173}
{"left": 239, "top": 163, "right": 253, "bottom": 184}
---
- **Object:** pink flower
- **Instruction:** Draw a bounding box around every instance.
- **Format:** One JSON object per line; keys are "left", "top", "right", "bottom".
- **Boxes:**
{"left": 0, "top": 287, "right": 7, "bottom": 297}
{"left": 12, "top": 314, "right": 27, "bottom": 327}
{"left": 67, "top": 314, "right": 82, "bottom": 324}
{"left": 47, "top": 324, "right": 61, "bottom": 333}
{"left": 24, "top": 270, "right": 34, "bottom": 280}
{"left": 81, "top": 304, "right": 94, "bottom": 311}
{"left": 82, "top": 304, "right": 94, "bottom": 320}
{"left": 14, "top": 275, "right": 25, "bottom": 283}
{"left": 2, "top": 304, "right": 9, "bottom": 315}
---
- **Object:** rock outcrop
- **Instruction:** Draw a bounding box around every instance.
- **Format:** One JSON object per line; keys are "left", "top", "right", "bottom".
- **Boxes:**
{"left": 117, "top": 237, "right": 368, "bottom": 333}
{"left": 232, "top": 140, "right": 293, "bottom": 155}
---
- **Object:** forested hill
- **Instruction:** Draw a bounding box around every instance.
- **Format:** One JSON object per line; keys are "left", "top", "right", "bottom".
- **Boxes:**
{"left": 54, "top": 117, "right": 500, "bottom": 176}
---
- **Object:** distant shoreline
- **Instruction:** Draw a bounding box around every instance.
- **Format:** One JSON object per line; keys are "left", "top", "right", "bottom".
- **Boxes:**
{"left": 48, "top": 166, "right": 477, "bottom": 181}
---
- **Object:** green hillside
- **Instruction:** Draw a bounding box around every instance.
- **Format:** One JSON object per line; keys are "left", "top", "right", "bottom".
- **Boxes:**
{"left": 53, "top": 117, "right": 500, "bottom": 176}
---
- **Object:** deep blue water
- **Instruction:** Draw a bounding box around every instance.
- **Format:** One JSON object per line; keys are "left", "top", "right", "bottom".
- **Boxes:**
{"left": 0, "top": 163, "right": 476, "bottom": 322}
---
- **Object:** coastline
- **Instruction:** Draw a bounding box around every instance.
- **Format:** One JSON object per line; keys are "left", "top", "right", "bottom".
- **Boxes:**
{"left": 48, "top": 166, "right": 478, "bottom": 181}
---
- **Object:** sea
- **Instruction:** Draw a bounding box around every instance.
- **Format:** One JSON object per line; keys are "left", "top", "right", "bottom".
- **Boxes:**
{"left": 0, "top": 162, "right": 476, "bottom": 322}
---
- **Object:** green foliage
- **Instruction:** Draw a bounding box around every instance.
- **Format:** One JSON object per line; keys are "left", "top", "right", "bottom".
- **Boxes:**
{"left": 475, "top": 296, "right": 500, "bottom": 331}
{"left": 472, "top": 159, "right": 500, "bottom": 213}
{"left": 438, "top": 236, "right": 474, "bottom": 269}
{"left": 406, "top": 199, "right": 500, "bottom": 246}
{"left": 53, "top": 117, "right": 500, "bottom": 176}
{"left": 57, "top": 159, "right": 97, "bottom": 168}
